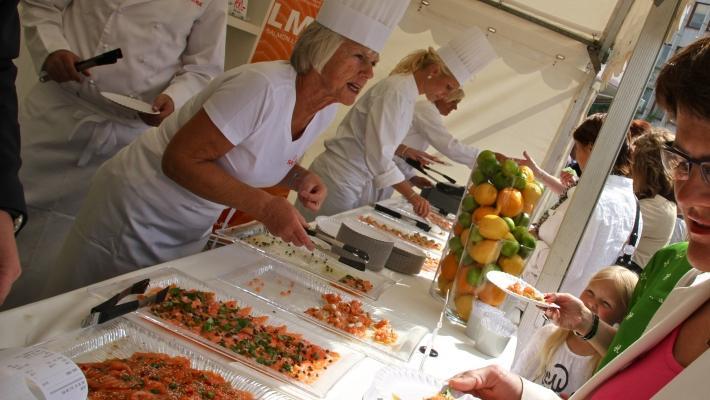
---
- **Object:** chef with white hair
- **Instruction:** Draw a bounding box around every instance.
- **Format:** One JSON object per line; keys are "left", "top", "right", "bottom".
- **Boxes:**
{"left": 301, "top": 27, "right": 497, "bottom": 220}
{"left": 44, "top": 0, "right": 410, "bottom": 298}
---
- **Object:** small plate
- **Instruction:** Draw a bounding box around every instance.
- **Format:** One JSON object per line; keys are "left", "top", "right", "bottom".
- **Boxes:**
{"left": 363, "top": 366, "right": 477, "bottom": 400}
{"left": 101, "top": 91, "right": 160, "bottom": 114}
{"left": 486, "top": 271, "right": 559, "bottom": 308}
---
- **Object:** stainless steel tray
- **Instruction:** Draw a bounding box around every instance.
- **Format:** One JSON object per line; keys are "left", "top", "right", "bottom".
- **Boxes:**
{"left": 88, "top": 268, "right": 364, "bottom": 399}
{"left": 36, "top": 317, "right": 292, "bottom": 399}
{"left": 219, "top": 260, "right": 428, "bottom": 363}
{"left": 214, "top": 222, "right": 397, "bottom": 300}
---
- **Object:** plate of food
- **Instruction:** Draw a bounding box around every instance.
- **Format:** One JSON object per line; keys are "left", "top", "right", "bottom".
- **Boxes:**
{"left": 485, "top": 271, "right": 559, "bottom": 308}
{"left": 363, "top": 366, "right": 478, "bottom": 400}
{"left": 100, "top": 91, "right": 160, "bottom": 114}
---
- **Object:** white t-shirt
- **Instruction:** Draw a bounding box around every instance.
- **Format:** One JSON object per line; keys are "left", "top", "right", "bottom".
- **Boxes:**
{"left": 394, "top": 100, "right": 479, "bottom": 179}
{"left": 511, "top": 325, "right": 596, "bottom": 397}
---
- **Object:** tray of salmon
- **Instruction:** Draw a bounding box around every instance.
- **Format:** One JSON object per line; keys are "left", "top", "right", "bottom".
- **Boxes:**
{"left": 218, "top": 260, "right": 428, "bottom": 363}
{"left": 214, "top": 222, "right": 396, "bottom": 300}
{"left": 35, "top": 317, "right": 291, "bottom": 400}
{"left": 88, "top": 268, "right": 365, "bottom": 399}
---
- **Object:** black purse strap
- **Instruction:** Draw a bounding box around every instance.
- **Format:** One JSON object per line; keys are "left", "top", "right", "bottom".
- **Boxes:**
{"left": 617, "top": 197, "right": 642, "bottom": 273}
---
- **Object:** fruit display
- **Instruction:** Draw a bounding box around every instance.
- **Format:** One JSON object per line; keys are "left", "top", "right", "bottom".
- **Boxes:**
{"left": 429, "top": 150, "right": 544, "bottom": 324}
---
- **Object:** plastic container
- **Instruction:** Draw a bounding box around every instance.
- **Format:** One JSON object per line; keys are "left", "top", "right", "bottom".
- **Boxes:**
{"left": 429, "top": 151, "right": 543, "bottom": 325}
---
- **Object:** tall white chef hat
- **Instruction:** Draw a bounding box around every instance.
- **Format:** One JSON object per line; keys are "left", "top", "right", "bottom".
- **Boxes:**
{"left": 316, "top": 0, "right": 410, "bottom": 53}
{"left": 437, "top": 27, "right": 497, "bottom": 85}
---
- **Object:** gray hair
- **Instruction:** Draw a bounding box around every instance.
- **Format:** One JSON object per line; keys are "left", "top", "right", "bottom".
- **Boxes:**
{"left": 290, "top": 21, "right": 345, "bottom": 74}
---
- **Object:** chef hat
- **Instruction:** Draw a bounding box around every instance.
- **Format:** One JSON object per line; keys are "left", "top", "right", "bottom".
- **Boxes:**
{"left": 437, "top": 27, "right": 497, "bottom": 85}
{"left": 316, "top": 0, "right": 410, "bottom": 53}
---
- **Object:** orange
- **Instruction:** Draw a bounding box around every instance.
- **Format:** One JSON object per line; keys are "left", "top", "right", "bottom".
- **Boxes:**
{"left": 453, "top": 223, "right": 464, "bottom": 236}
{"left": 496, "top": 188, "right": 524, "bottom": 218}
{"left": 477, "top": 283, "right": 507, "bottom": 307}
{"left": 468, "top": 239, "right": 501, "bottom": 265}
{"left": 499, "top": 254, "right": 526, "bottom": 276}
{"left": 440, "top": 253, "right": 459, "bottom": 281}
{"left": 472, "top": 183, "right": 498, "bottom": 206}
{"left": 460, "top": 228, "right": 470, "bottom": 246}
{"left": 455, "top": 266, "right": 476, "bottom": 295}
{"left": 454, "top": 294, "right": 475, "bottom": 321}
{"left": 472, "top": 206, "right": 498, "bottom": 222}
{"left": 477, "top": 215, "right": 510, "bottom": 240}
{"left": 523, "top": 201, "right": 534, "bottom": 214}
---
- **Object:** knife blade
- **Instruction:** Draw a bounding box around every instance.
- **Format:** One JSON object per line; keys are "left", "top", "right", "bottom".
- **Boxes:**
{"left": 40, "top": 48, "right": 123, "bottom": 83}
{"left": 374, "top": 203, "right": 432, "bottom": 232}
{"left": 305, "top": 228, "right": 368, "bottom": 271}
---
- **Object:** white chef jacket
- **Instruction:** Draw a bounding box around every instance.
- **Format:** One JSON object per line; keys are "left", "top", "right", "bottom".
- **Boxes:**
{"left": 304, "top": 73, "right": 420, "bottom": 218}
{"left": 4, "top": 0, "right": 226, "bottom": 310}
{"left": 394, "top": 99, "right": 479, "bottom": 180}
{"left": 46, "top": 61, "right": 338, "bottom": 296}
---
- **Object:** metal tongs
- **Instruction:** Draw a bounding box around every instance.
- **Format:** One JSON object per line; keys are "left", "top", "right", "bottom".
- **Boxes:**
{"left": 40, "top": 48, "right": 123, "bottom": 82}
{"left": 81, "top": 279, "right": 168, "bottom": 328}
{"left": 305, "top": 227, "right": 369, "bottom": 271}
{"left": 374, "top": 203, "right": 432, "bottom": 232}
{"left": 405, "top": 158, "right": 457, "bottom": 184}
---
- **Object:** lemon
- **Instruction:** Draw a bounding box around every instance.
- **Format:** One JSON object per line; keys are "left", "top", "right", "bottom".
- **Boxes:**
{"left": 473, "top": 206, "right": 499, "bottom": 223}
{"left": 478, "top": 215, "right": 510, "bottom": 240}
{"left": 468, "top": 239, "right": 502, "bottom": 265}
{"left": 454, "top": 294, "right": 475, "bottom": 321}
{"left": 472, "top": 183, "right": 498, "bottom": 206}
{"left": 499, "top": 254, "right": 525, "bottom": 276}
{"left": 519, "top": 165, "right": 536, "bottom": 183}
{"left": 522, "top": 181, "right": 543, "bottom": 206}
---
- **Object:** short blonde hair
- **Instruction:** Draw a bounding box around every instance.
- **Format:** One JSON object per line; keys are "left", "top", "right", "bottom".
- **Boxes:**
{"left": 290, "top": 22, "right": 344, "bottom": 74}
{"left": 446, "top": 88, "right": 465, "bottom": 102}
{"left": 390, "top": 47, "right": 455, "bottom": 79}
{"left": 632, "top": 128, "right": 675, "bottom": 200}
{"left": 534, "top": 266, "right": 638, "bottom": 381}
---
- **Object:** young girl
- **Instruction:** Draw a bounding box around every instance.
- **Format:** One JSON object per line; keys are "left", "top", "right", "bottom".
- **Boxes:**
{"left": 511, "top": 266, "right": 638, "bottom": 398}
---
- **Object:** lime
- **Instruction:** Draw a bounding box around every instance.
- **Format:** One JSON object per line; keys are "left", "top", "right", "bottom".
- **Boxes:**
{"left": 513, "top": 226, "right": 529, "bottom": 241}
{"left": 492, "top": 171, "right": 513, "bottom": 190}
{"left": 461, "top": 251, "right": 474, "bottom": 266}
{"left": 513, "top": 173, "right": 528, "bottom": 190}
{"left": 461, "top": 195, "right": 477, "bottom": 212}
{"left": 500, "top": 240, "right": 520, "bottom": 257}
{"left": 479, "top": 158, "right": 501, "bottom": 178}
{"left": 518, "top": 245, "right": 533, "bottom": 258}
{"left": 471, "top": 168, "right": 487, "bottom": 185}
{"left": 458, "top": 212, "right": 472, "bottom": 228}
{"left": 466, "top": 267, "right": 482, "bottom": 286}
{"left": 477, "top": 150, "right": 497, "bottom": 165}
{"left": 501, "top": 159, "right": 519, "bottom": 177}
{"left": 480, "top": 264, "right": 501, "bottom": 285}
{"left": 502, "top": 217, "right": 516, "bottom": 231}
{"left": 520, "top": 233, "right": 537, "bottom": 249}
{"left": 514, "top": 212, "right": 531, "bottom": 227}
{"left": 468, "top": 226, "right": 484, "bottom": 243}
{"left": 449, "top": 236, "right": 463, "bottom": 253}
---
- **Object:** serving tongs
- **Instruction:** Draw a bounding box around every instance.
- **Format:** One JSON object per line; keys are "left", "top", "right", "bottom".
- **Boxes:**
{"left": 405, "top": 158, "right": 457, "bottom": 184}
{"left": 40, "top": 48, "right": 123, "bottom": 82}
{"left": 305, "top": 227, "right": 369, "bottom": 271}
{"left": 374, "top": 203, "right": 432, "bottom": 232}
{"left": 81, "top": 279, "right": 168, "bottom": 328}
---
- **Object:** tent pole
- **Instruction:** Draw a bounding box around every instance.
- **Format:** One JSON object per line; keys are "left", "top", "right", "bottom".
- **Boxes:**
{"left": 517, "top": 0, "right": 684, "bottom": 349}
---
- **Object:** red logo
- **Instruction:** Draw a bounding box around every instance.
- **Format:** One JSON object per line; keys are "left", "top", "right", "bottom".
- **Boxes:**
{"left": 190, "top": 0, "right": 203, "bottom": 6}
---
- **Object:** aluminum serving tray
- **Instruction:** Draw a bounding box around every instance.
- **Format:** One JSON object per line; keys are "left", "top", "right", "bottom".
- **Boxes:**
{"left": 218, "top": 260, "right": 428, "bottom": 363}
{"left": 88, "top": 268, "right": 365, "bottom": 399}
{"left": 214, "top": 222, "right": 396, "bottom": 301}
{"left": 35, "top": 317, "right": 292, "bottom": 400}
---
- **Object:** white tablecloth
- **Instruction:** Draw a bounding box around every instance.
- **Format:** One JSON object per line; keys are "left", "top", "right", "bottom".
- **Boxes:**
{"left": 0, "top": 244, "right": 516, "bottom": 399}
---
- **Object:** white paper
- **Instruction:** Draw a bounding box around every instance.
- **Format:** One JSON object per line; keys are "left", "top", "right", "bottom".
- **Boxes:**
{"left": 0, "top": 348, "right": 87, "bottom": 400}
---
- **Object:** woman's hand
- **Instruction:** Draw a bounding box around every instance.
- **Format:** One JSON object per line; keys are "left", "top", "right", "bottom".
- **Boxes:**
{"left": 542, "top": 292, "right": 594, "bottom": 334}
{"left": 140, "top": 94, "right": 175, "bottom": 127}
{"left": 519, "top": 151, "right": 543, "bottom": 177}
{"left": 296, "top": 171, "right": 327, "bottom": 211}
{"left": 409, "top": 193, "right": 431, "bottom": 217}
{"left": 448, "top": 365, "right": 523, "bottom": 400}
{"left": 398, "top": 145, "right": 444, "bottom": 166}
{"left": 259, "top": 196, "right": 314, "bottom": 250}
{"left": 409, "top": 176, "right": 433, "bottom": 189}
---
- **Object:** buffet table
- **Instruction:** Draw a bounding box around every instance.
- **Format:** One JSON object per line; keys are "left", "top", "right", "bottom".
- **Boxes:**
{"left": 0, "top": 239, "right": 516, "bottom": 399}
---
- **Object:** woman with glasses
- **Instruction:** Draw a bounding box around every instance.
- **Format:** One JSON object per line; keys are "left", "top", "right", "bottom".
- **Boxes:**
{"left": 443, "top": 36, "right": 710, "bottom": 400}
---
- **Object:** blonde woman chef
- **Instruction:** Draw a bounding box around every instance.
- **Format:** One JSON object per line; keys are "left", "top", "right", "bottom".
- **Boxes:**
{"left": 44, "top": 0, "right": 410, "bottom": 297}
{"left": 302, "top": 28, "right": 496, "bottom": 220}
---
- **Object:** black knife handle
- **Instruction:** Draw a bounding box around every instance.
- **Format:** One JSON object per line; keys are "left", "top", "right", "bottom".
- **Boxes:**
{"left": 374, "top": 203, "right": 402, "bottom": 219}
{"left": 338, "top": 256, "right": 366, "bottom": 271}
{"left": 97, "top": 300, "right": 139, "bottom": 324}
{"left": 415, "top": 220, "right": 432, "bottom": 232}
{"left": 342, "top": 244, "right": 370, "bottom": 262}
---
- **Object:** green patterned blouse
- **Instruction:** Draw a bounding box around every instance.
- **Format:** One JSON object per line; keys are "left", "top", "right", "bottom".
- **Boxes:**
{"left": 597, "top": 242, "right": 692, "bottom": 370}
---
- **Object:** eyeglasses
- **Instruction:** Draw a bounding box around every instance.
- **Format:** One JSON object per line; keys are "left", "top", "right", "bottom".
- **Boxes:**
{"left": 660, "top": 142, "right": 710, "bottom": 184}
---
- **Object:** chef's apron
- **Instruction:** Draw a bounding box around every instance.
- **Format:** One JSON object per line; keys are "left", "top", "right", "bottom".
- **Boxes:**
{"left": 5, "top": 81, "right": 147, "bottom": 309}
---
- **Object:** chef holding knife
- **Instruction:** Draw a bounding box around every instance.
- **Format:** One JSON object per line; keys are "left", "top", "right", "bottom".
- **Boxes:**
{"left": 301, "top": 27, "right": 497, "bottom": 220}
{"left": 44, "top": 0, "right": 410, "bottom": 298}
{"left": 5, "top": 0, "right": 226, "bottom": 310}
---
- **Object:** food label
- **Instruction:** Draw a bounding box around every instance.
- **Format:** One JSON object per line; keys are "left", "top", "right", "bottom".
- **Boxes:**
{"left": 0, "top": 348, "right": 87, "bottom": 400}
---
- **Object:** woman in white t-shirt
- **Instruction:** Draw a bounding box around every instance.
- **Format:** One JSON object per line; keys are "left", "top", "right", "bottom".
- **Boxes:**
{"left": 44, "top": 1, "right": 411, "bottom": 296}
{"left": 511, "top": 266, "right": 638, "bottom": 397}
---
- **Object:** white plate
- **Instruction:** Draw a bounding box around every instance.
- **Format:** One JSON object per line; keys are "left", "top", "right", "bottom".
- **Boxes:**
{"left": 101, "top": 91, "right": 160, "bottom": 114}
{"left": 363, "top": 366, "right": 478, "bottom": 400}
{"left": 486, "top": 271, "right": 560, "bottom": 308}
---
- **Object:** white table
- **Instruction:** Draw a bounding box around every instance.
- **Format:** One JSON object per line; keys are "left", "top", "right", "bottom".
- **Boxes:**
{"left": 0, "top": 244, "right": 516, "bottom": 399}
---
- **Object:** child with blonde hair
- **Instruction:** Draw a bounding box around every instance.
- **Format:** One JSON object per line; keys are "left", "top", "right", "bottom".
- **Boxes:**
{"left": 511, "top": 266, "right": 638, "bottom": 397}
